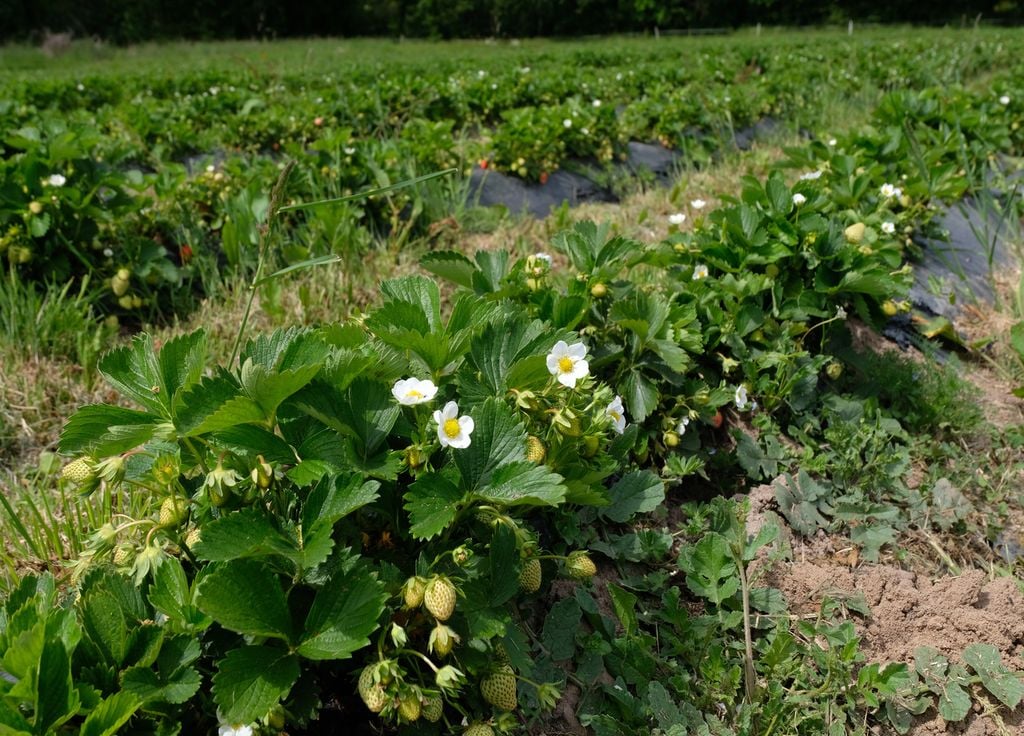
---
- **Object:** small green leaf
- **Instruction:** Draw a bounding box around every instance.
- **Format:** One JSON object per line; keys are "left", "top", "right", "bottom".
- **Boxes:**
{"left": 619, "top": 370, "right": 659, "bottom": 423}
{"left": 35, "top": 639, "right": 79, "bottom": 734}
{"left": 121, "top": 665, "right": 201, "bottom": 706}
{"left": 607, "top": 583, "right": 638, "bottom": 638}
{"left": 421, "top": 250, "right": 478, "bottom": 289}
{"left": 79, "top": 691, "right": 142, "bottom": 736}
{"left": 963, "top": 643, "right": 1024, "bottom": 709}
{"left": 196, "top": 560, "right": 293, "bottom": 641}
{"left": 602, "top": 470, "right": 664, "bottom": 523}
{"left": 542, "top": 598, "right": 581, "bottom": 661}
{"left": 59, "top": 404, "right": 160, "bottom": 456}
{"left": 473, "top": 462, "right": 566, "bottom": 507}
{"left": 192, "top": 509, "right": 293, "bottom": 563}
{"left": 679, "top": 533, "right": 739, "bottom": 606}
{"left": 404, "top": 473, "right": 463, "bottom": 540}
{"left": 298, "top": 566, "right": 387, "bottom": 660}
{"left": 937, "top": 681, "right": 971, "bottom": 722}
{"left": 212, "top": 646, "right": 300, "bottom": 724}
{"left": 454, "top": 398, "right": 527, "bottom": 491}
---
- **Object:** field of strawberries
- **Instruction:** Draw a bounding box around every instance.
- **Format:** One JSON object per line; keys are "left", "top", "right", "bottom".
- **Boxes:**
{"left": 1, "top": 29, "right": 1023, "bottom": 736}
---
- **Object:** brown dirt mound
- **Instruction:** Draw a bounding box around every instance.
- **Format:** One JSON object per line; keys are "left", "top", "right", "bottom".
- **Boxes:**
{"left": 750, "top": 475, "right": 1024, "bottom": 736}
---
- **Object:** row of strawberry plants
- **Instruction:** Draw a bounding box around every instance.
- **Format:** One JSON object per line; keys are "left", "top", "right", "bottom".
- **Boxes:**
{"left": 2, "top": 65, "right": 1021, "bottom": 735}
{"left": 1, "top": 32, "right": 1020, "bottom": 323}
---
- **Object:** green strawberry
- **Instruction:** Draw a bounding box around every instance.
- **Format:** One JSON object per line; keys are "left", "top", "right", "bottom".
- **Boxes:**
{"left": 358, "top": 666, "right": 388, "bottom": 713}
{"left": 112, "top": 543, "right": 135, "bottom": 567}
{"left": 61, "top": 457, "right": 95, "bottom": 484}
{"left": 397, "top": 691, "right": 421, "bottom": 722}
{"left": 525, "top": 435, "right": 546, "bottom": 464}
{"left": 421, "top": 696, "right": 443, "bottom": 723}
{"left": 465, "top": 723, "right": 495, "bottom": 736}
{"left": 424, "top": 576, "right": 457, "bottom": 621}
{"left": 159, "top": 497, "right": 187, "bottom": 528}
{"left": 480, "top": 665, "right": 517, "bottom": 711}
{"left": 402, "top": 576, "right": 426, "bottom": 609}
{"left": 566, "top": 551, "right": 597, "bottom": 579}
{"left": 518, "top": 558, "right": 542, "bottom": 593}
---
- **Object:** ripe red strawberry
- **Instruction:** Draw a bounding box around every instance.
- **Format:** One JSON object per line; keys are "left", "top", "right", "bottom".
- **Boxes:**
{"left": 358, "top": 666, "right": 388, "bottom": 713}
{"left": 424, "top": 576, "right": 457, "bottom": 621}
{"left": 566, "top": 551, "right": 597, "bottom": 579}
{"left": 518, "top": 558, "right": 542, "bottom": 593}
{"left": 480, "top": 665, "right": 517, "bottom": 711}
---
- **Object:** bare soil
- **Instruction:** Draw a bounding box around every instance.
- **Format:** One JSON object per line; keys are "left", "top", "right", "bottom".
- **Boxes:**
{"left": 747, "top": 482, "right": 1024, "bottom": 735}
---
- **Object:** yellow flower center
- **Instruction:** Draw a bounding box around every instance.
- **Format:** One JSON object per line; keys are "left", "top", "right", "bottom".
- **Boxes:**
{"left": 443, "top": 418, "right": 461, "bottom": 439}
{"left": 558, "top": 356, "right": 574, "bottom": 373}
{"left": 406, "top": 390, "right": 423, "bottom": 398}
{"left": 610, "top": 411, "right": 621, "bottom": 422}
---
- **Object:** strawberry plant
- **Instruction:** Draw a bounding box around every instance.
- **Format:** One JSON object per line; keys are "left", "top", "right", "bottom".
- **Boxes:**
{"left": 50, "top": 264, "right": 658, "bottom": 732}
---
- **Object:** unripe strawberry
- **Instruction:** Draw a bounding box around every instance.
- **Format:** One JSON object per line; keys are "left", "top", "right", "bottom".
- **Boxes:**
{"left": 111, "top": 275, "right": 129, "bottom": 297}
{"left": 61, "top": 457, "right": 95, "bottom": 484}
{"left": 826, "top": 362, "right": 843, "bottom": 380}
{"left": 28, "top": 201, "right": 43, "bottom": 215}
{"left": 421, "top": 695, "right": 443, "bottom": 722}
{"left": 159, "top": 497, "right": 187, "bottom": 528}
{"left": 113, "top": 543, "right": 135, "bottom": 567}
{"left": 881, "top": 300, "right": 899, "bottom": 317}
{"left": 590, "top": 283, "right": 607, "bottom": 298}
{"left": 581, "top": 435, "right": 599, "bottom": 458}
{"left": 424, "top": 576, "right": 457, "bottom": 621}
{"left": 429, "top": 622, "right": 459, "bottom": 657}
{"left": 480, "top": 665, "right": 518, "bottom": 711}
{"left": 525, "top": 436, "right": 546, "bottom": 464}
{"left": 844, "top": 222, "right": 866, "bottom": 244}
{"left": 358, "top": 666, "right": 388, "bottom": 713}
{"left": 465, "top": 724, "right": 495, "bottom": 736}
{"left": 663, "top": 431, "right": 680, "bottom": 448}
{"left": 566, "top": 551, "right": 597, "bottom": 579}
{"left": 266, "top": 706, "right": 286, "bottom": 730}
{"left": 765, "top": 263, "right": 780, "bottom": 278}
{"left": 117, "top": 295, "right": 133, "bottom": 309}
{"left": 397, "top": 691, "right": 421, "bottom": 722}
{"left": 116, "top": 267, "right": 131, "bottom": 281}
{"left": 184, "top": 527, "right": 202, "bottom": 548}
{"left": 518, "top": 558, "right": 541, "bottom": 593}
{"left": 402, "top": 576, "right": 427, "bottom": 609}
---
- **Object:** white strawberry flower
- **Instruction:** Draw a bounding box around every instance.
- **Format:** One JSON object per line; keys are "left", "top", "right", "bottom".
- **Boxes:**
{"left": 734, "top": 385, "right": 750, "bottom": 410}
{"left": 879, "top": 183, "right": 902, "bottom": 199}
{"left": 881, "top": 221, "right": 896, "bottom": 235}
{"left": 677, "top": 417, "right": 690, "bottom": 435}
{"left": 828, "top": 138, "right": 837, "bottom": 146}
{"left": 218, "top": 725, "right": 253, "bottom": 736}
{"left": 669, "top": 212, "right": 686, "bottom": 225}
{"left": 45, "top": 174, "right": 66, "bottom": 187}
{"left": 534, "top": 252, "right": 553, "bottom": 265}
{"left": 563, "top": 118, "right": 573, "bottom": 129}
{"left": 690, "top": 198, "right": 706, "bottom": 209}
{"left": 433, "top": 401, "right": 474, "bottom": 449}
{"left": 606, "top": 396, "right": 627, "bottom": 434}
{"left": 1000, "top": 95, "right": 1010, "bottom": 105}
{"left": 799, "top": 170, "right": 823, "bottom": 181}
{"left": 546, "top": 340, "right": 589, "bottom": 388}
{"left": 692, "top": 264, "right": 709, "bottom": 280}
{"left": 392, "top": 377, "right": 438, "bottom": 406}
{"left": 592, "top": 99, "right": 602, "bottom": 107}
{"left": 792, "top": 193, "right": 807, "bottom": 206}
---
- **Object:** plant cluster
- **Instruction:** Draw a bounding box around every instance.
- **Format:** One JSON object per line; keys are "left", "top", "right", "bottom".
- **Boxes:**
{"left": 2, "top": 32, "right": 1021, "bottom": 322}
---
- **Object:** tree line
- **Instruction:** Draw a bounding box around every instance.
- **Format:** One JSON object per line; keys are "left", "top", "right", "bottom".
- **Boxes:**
{"left": 0, "top": 0, "right": 1019, "bottom": 44}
